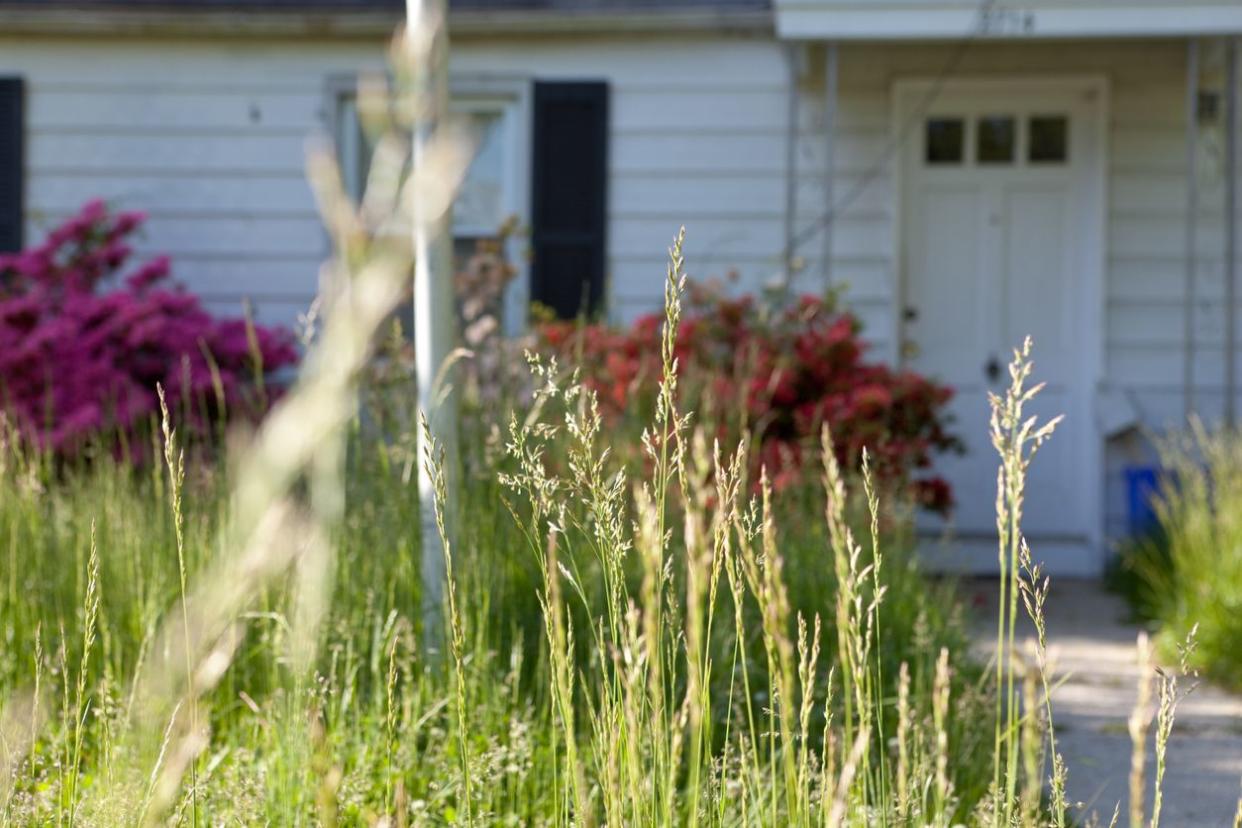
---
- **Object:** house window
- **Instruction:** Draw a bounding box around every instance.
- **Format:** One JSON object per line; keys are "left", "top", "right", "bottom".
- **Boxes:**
{"left": 335, "top": 90, "right": 521, "bottom": 262}
{"left": 333, "top": 80, "right": 532, "bottom": 333}
{"left": 332, "top": 78, "right": 610, "bottom": 327}
{"left": 1028, "top": 115, "right": 1069, "bottom": 163}
{"left": 925, "top": 117, "right": 965, "bottom": 164}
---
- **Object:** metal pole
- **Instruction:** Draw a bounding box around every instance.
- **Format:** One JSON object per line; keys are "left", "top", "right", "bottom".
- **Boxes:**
{"left": 1226, "top": 38, "right": 1238, "bottom": 425}
{"left": 822, "top": 42, "right": 838, "bottom": 292}
{"left": 782, "top": 43, "right": 801, "bottom": 296}
{"left": 1184, "top": 39, "right": 1199, "bottom": 419}
{"left": 408, "top": 0, "right": 458, "bottom": 642}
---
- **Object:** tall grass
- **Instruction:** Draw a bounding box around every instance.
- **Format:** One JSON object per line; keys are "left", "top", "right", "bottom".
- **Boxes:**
{"left": 1116, "top": 421, "right": 1242, "bottom": 689}
{"left": 0, "top": 21, "right": 1205, "bottom": 827}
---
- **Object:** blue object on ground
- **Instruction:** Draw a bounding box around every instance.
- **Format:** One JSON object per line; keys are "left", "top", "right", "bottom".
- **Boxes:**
{"left": 1125, "top": 465, "right": 1160, "bottom": 537}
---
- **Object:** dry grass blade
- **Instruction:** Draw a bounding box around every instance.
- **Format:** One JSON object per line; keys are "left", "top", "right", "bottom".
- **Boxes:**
{"left": 87, "top": 19, "right": 471, "bottom": 824}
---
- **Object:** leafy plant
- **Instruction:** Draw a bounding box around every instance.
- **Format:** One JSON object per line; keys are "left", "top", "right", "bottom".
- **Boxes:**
{"left": 1115, "top": 422, "right": 1242, "bottom": 688}
{"left": 0, "top": 200, "right": 298, "bottom": 455}
{"left": 538, "top": 281, "right": 959, "bottom": 513}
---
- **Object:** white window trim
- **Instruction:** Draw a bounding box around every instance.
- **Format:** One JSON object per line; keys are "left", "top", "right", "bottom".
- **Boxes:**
{"left": 892, "top": 74, "right": 1110, "bottom": 571}
{"left": 324, "top": 74, "right": 532, "bottom": 337}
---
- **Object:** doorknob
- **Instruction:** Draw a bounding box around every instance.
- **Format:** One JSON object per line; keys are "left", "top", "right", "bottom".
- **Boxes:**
{"left": 985, "top": 355, "right": 1001, "bottom": 383}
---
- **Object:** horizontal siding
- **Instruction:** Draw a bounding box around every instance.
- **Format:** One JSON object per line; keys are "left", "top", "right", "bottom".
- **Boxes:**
{"left": 29, "top": 132, "right": 309, "bottom": 175}
{"left": 29, "top": 172, "right": 315, "bottom": 216}
{"left": 3, "top": 33, "right": 796, "bottom": 335}
{"left": 808, "top": 39, "right": 1242, "bottom": 544}
{"left": 27, "top": 89, "right": 325, "bottom": 131}
{"left": 8, "top": 31, "right": 1233, "bottom": 549}
{"left": 0, "top": 36, "right": 380, "bottom": 331}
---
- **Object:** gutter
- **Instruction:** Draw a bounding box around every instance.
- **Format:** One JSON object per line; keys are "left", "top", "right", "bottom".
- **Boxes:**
{"left": 0, "top": 6, "right": 773, "bottom": 39}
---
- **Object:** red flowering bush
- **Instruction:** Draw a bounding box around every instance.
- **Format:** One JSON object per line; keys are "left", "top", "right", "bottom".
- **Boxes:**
{"left": 539, "top": 283, "right": 959, "bottom": 513}
{"left": 0, "top": 200, "right": 298, "bottom": 455}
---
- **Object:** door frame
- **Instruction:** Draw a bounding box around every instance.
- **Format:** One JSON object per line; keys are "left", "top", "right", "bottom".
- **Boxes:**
{"left": 890, "top": 74, "right": 1110, "bottom": 573}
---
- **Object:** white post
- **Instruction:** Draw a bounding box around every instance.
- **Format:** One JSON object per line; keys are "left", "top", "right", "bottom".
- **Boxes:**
{"left": 1184, "top": 38, "right": 1199, "bottom": 419}
{"left": 408, "top": 0, "right": 457, "bottom": 644}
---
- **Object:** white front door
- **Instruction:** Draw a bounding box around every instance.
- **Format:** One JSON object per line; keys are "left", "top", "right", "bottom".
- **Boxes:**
{"left": 898, "top": 81, "right": 1102, "bottom": 576}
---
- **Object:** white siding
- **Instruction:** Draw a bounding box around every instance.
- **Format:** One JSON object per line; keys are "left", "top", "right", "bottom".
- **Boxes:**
{"left": 449, "top": 36, "right": 795, "bottom": 321}
{"left": 0, "top": 32, "right": 792, "bottom": 330}
{"left": 773, "top": 0, "right": 1242, "bottom": 39}
{"left": 0, "top": 37, "right": 393, "bottom": 327}
{"left": 6, "top": 29, "right": 1237, "bottom": 546}
{"left": 792, "top": 39, "right": 1239, "bottom": 541}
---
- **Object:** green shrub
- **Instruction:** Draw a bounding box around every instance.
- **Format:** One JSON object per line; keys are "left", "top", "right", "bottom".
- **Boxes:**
{"left": 1115, "top": 423, "right": 1242, "bottom": 688}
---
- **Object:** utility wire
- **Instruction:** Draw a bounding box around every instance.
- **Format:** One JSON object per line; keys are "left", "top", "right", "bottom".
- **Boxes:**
{"left": 787, "top": 0, "right": 998, "bottom": 258}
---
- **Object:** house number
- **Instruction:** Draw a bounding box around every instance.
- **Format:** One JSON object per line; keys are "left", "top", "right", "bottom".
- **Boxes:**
{"left": 978, "top": 8, "right": 1036, "bottom": 35}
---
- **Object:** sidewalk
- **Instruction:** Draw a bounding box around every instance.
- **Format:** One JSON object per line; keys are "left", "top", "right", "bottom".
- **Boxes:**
{"left": 964, "top": 579, "right": 1242, "bottom": 826}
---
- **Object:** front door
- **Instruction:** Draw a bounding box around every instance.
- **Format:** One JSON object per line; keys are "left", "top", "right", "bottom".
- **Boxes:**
{"left": 899, "top": 81, "right": 1102, "bottom": 575}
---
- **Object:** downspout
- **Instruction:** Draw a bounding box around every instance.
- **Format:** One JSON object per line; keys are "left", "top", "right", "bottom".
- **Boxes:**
{"left": 782, "top": 42, "right": 802, "bottom": 298}
{"left": 1226, "top": 37, "right": 1238, "bottom": 425}
{"left": 822, "top": 41, "right": 839, "bottom": 293}
{"left": 1184, "top": 38, "right": 1199, "bottom": 419}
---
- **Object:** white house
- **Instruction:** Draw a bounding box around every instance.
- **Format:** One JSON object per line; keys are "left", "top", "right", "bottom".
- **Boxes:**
{"left": 1, "top": 0, "right": 1240, "bottom": 575}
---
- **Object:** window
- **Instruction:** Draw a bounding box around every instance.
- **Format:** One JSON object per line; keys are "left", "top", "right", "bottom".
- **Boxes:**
{"left": 1028, "top": 115, "right": 1068, "bottom": 163}
{"left": 333, "top": 79, "right": 531, "bottom": 333}
{"left": 335, "top": 92, "right": 519, "bottom": 256}
{"left": 925, "top": 117, "right": 964, "bottom": 164}
{"left": 976, "top": 115, "right": 1016, "bottom": 164}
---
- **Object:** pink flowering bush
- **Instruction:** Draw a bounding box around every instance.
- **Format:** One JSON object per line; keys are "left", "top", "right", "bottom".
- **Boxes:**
{"left": 0, "top": 200, "right": 298, "bottom": 455}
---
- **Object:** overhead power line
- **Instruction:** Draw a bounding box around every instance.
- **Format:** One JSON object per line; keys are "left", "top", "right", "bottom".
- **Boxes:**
{"left": 787, "top": 0, "right": 999, "bottom": 259}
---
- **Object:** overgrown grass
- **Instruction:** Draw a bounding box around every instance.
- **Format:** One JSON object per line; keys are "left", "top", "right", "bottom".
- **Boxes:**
{"left": 0, "top": 22, "right": 1202, "bottom": 826}
{"left": 0, "top": 301, "right": 990, "bottom": 824}
{"left": 1113, "top": 421, "right": 1242, "bottom": 690}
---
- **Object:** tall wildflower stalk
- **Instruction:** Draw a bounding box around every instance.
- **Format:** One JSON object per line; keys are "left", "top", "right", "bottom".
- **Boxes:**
{"left": 1017, "top": 539, "right": 1067, "bottom": 825}
{"left": 821, "top": 427, "right": 886, "bottom": 820}
{"left": 988, "top": 337, "right": 1060, "bottom": 824}
{"left": 422, "top": 415, "right": 473, "bottom": 822}
{"left": 64, "top": 524, "right": 99, "bottom": 826}
{"left": 157, "top": 386, "right": 197, "bottom": 826}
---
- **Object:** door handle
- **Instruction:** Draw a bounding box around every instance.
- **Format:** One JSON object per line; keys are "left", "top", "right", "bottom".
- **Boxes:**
{"left": 985, "top": 355, "right": 1001, "bottom": 383}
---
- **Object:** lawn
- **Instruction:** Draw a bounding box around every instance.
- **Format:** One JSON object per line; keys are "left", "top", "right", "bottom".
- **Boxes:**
{"left": 0, "top": 27, "right": 1202, "bottom": 827}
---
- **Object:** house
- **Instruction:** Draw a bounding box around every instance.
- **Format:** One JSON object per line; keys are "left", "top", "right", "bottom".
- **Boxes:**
{"left": 0, "top": 0, "right": 1239, "bottom": 575}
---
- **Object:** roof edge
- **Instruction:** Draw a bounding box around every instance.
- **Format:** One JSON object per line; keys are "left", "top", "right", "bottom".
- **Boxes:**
{"left": 0, "top": 6, "right": 773, "bottom": 39}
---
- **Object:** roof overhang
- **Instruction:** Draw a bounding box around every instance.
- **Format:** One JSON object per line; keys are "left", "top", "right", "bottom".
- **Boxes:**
{"left": 775, "top": 0, "right": 1242, "bottom": 40}
{"left": 0, "top": 4, "right": 772, "bottom": 39}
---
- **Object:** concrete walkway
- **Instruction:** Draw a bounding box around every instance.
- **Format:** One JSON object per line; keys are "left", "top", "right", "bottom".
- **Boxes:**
{"left": 963, "top": 579, "right": 1242, "bottom": 827}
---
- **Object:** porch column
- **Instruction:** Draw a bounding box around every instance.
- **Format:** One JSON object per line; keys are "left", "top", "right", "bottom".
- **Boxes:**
{"left": 1184, "top": 39, "right": 1199, "bottom": 418}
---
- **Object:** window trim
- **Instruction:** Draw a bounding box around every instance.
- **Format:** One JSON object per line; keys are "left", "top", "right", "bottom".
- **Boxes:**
{"left": 324, "top": 74, "right": 532, "bottom": 336}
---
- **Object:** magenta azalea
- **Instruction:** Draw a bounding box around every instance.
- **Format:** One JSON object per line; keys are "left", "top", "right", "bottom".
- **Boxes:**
{"left": 0, "top": 200, "right": 299, "bottom": 455}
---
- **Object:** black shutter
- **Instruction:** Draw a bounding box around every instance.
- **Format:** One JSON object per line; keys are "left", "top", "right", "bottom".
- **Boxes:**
{"left": 0, "top": 77, "right": 23, "bottom": 253}
{"left": 530, "top": 81, "right": 608, "bottom": 319}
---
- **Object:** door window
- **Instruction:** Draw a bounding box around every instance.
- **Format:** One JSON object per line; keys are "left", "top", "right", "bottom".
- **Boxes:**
{"left": 976, "top": 116, "right": 1016, "bottom": 164}
{"left": 1028, "top": 115, "right": 1069, "bottom": 163}
{"left": 925, "top": 117, "right": 965, "bottom": 164}
{"left": 922, "top": 112, "right": 1069, "bottom": 168}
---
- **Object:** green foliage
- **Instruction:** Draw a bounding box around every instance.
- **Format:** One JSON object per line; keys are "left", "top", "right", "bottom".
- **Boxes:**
{"left": 0, "top": 306, "right": 997, "bottom": 824}
{"left": 1114, "top": 423, "right": 1242, "bottom": 689}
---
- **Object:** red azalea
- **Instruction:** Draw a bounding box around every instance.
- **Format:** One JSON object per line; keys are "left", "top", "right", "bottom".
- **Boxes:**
{"left": 535, "top": 277, "right": 957, "bottom": 510}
